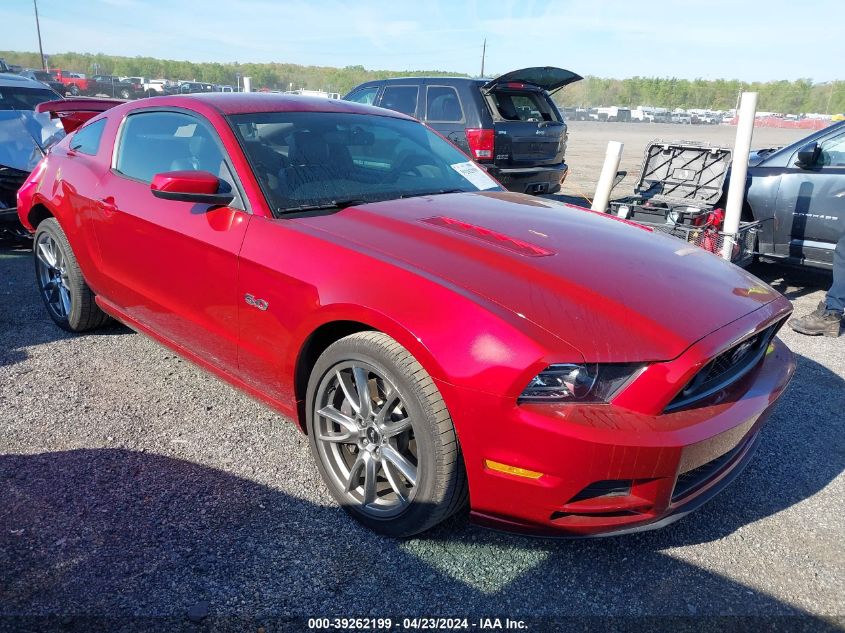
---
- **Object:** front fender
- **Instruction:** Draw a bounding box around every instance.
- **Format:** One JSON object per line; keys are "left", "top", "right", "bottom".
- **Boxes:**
{"left": 236, "top": 216, "right": 583, "bottom": 427}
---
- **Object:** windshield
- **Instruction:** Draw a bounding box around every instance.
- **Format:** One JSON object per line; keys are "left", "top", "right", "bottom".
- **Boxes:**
{"left": 0, "top": 110, "right": 65, "bottom": 171}
{"left": 228, "top": 111, "right": 502, "bottom": 212}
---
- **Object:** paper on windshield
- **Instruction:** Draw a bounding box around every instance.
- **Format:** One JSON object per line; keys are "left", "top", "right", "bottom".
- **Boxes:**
{"left": 450, "top": 161, "right": 499, "bottom": 190}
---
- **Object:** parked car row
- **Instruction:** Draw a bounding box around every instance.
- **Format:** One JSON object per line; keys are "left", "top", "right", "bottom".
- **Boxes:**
{"left": 561, "top": 106, "right": 727, "bottom": 124}
{"left": 0, "top": 65, "right": 235, "bottom": 98}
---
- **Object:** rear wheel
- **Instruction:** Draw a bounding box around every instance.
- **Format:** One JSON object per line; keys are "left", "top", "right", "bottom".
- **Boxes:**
{"left": 306, "top": 332, "right": 467, "bottom": 537}
{"left": 33, "top": 218, "right": 110, "bottom": 332}
{"left": 68, "top": 83, "right": 79, "bottom": 96}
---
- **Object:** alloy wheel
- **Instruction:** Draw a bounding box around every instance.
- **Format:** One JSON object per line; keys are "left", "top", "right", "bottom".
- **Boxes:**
{"left": 313, "top": 361, "right": 418, "bottom": 518}
{"left": 35, "top": 232, "right": 72, "bottom": 320}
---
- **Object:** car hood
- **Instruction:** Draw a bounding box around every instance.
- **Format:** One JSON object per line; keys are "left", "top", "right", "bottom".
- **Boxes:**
{"left": 294, "top": 192, "right": 780, "bottom": 362}
{"left": 748, "top": 147, "right": 781, "bottom": 166}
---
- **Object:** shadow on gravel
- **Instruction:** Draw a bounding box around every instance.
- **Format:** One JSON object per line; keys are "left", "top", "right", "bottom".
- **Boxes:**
{"left": 748, "top": 262, "right": 833, "bottom": 302}
{"left": 1, "top": 352, "right": 841, "bottom": 628}
{"left": 0, "top": 245, "right": 132, "bottom": 369}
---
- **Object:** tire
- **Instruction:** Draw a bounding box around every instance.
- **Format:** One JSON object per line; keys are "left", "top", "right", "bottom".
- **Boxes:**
{"left": 119, "top": 89, "right": 131, "bottom": 100}
{"left": 306, "top": 331, "right": 467, "bottom": 537}
{"left": 68, "top": 83, "right": 79, "bottom": 96}
{"left": 33, "top": 218, "right": 110, "bottom": 332}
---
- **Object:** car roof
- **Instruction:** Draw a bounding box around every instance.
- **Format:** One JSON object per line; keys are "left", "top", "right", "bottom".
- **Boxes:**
{"left": 358, "top": 76, "right": 485, "bottom": 87}
{"left": 134, "top": 92, "right": 415, "bottom": 119}
{"left": 0, "top": 72, "right": 57, "bottom": 90}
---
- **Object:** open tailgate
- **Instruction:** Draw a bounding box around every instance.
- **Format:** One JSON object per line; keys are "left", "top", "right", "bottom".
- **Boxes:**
{"left": 481, "top": 67, "right": 582, "bottom": 94}
{"left": 35, "top": 98, "right": 125, "bottom": 133}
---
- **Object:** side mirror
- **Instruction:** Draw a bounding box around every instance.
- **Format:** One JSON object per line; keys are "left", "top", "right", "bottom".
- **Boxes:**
{"left": 795, "top": 141, "right": 820, "bottom": 168}
{"left": 150, "top": 170, "right": 234, "bottom": 206}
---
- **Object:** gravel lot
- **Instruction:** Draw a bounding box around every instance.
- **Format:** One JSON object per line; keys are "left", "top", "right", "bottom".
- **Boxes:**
{"left": 1, "top": 122, "right": 843, "bottom": 630}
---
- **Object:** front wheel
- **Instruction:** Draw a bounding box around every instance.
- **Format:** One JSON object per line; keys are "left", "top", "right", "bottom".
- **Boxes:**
{"left": 33, "top": 218, "right": 110, "bottom": 332}
{"left": 306, "top": 332, "right": 467, "bottom": 537}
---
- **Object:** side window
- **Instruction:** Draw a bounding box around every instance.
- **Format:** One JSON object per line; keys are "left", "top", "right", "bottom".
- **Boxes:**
{"left": 379, "top": 86, "right": 419, "bottom": 117}
{"left": 69, "top": 119, "right": 106, "bottom": 155}
{"left": 426, "top": 86, "right": 463, "bottom": 122}
{"left": 817, "top": 132, "right": 845, "bottom": 167}
{"left": 345, "top": 86, "right": 378, "bottom": 105}
{"left": 114, "top": 110, "right": 244, "bottom": 209}
{"left": 115, "top": 111, "right": 227, "bottom": 183}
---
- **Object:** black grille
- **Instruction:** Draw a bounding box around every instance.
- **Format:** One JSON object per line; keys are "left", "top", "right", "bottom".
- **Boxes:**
{"left": 568, "top": 480, "right": 632, "bottom": 503}
{"left": 666, "top": 319, "right": 784, "bottom": 411}
{"left": 672, "top": 436, "right": 751, "bottom": 501}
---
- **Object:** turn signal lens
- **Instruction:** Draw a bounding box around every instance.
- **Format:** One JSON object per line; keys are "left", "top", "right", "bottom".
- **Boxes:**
{"left": 519, "top": 363, "right": 644, "bottom": 403}
{"left": 484, "top": 459, "right": 544, "bottom": 479}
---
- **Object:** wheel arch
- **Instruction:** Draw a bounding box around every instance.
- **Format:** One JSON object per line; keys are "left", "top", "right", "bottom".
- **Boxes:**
{"left": 293, "top": 319, "right": 376, "bottom": 427}
{"left": 27, "top": 202, "right": 55, "bottom": 231}
{"left": 290, "top": 307, "right": 452, "bottom": 432}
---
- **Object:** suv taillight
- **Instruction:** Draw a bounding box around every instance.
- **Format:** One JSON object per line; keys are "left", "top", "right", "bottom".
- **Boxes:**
{"left": 465, "top": 128, "right": 494, "bottom": 161}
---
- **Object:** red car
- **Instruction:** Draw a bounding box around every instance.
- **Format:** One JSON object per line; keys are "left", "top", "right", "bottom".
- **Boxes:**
{"left": 49, "top": 69, "right": 90, "bottom": 96}
{"left": 17, "top": 94, "right": 796, "bottom": 537}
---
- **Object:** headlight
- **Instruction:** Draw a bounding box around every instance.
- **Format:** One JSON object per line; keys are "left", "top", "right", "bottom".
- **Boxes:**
{"left": 519, "top": 363, "right": 644, "bottom": 403}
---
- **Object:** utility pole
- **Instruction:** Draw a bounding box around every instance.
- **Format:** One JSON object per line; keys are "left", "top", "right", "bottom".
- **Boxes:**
{"left": 480, "top": 38, "right": 486, "bottom": 78}
{"left": 34, "top": 0, "right": 46, "bottom": 70}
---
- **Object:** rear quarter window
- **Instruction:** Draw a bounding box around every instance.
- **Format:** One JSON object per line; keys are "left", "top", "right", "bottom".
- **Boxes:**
{"left": 426, "top": 86, "right": 463, "bottom": 122}
{"left": 69, "top": 119, "right": 106, "bottom": 155}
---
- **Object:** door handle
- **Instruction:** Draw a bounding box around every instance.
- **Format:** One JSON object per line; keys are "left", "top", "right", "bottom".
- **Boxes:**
{"left": 97, "top": 197, "right": 117, "bottom": 214}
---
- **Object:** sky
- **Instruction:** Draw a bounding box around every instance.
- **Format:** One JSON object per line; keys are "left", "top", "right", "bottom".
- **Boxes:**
{"left": 1, "top": 0, "right": 842, "bottom": 82}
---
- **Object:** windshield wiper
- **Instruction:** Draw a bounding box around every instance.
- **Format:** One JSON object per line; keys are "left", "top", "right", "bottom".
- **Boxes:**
{"left": 399, "top": 188, "right": 466, "bottom": 199}
{"left": 277, "top": 198, "right": 369, "bottom": 214}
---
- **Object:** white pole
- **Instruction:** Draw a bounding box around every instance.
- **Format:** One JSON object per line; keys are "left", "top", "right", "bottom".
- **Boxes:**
{"left": 591, "top": 141, "right": 624, "bottom": 212}
{"left": 721, "top": 91, "right": 758, "bottom": 260}
{"left": 243, "top": 76, "right": 252, "bottom": 93}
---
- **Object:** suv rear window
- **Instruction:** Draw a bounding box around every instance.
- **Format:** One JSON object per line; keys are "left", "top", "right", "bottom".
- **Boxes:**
{"left": 489, "top": 90, "right": 559, "bottom": 123}
{"left": 0, "top": 86, "right": 57, "bottom": 110}
{"left": 379, "top": 86, "right": 418, "bottom": 117}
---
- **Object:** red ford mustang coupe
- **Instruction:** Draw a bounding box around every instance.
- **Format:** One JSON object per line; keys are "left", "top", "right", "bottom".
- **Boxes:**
{"left": 17, "top": 94, "right": 795, "bottom": 537}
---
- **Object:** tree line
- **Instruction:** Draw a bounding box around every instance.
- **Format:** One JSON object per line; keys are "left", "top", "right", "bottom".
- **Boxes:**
{"left": 555, "top": 76, "right": 845, "bottom": 114}
{"left": 3, "top": 50, "right": 843, "bottom": 114}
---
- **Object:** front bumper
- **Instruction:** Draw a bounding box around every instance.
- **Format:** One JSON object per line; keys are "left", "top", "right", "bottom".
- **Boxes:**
{"left": 440, "top": 315, "right": 795, "bottom": 537}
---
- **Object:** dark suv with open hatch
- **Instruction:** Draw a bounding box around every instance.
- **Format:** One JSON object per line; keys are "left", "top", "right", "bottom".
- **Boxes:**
{"left": 344, "top": 67, "right": 581, "bottom": 195}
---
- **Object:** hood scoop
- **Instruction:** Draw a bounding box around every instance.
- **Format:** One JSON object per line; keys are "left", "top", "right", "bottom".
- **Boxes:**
{"left": 421, "top": 216, "right": 555, "bottom": 257}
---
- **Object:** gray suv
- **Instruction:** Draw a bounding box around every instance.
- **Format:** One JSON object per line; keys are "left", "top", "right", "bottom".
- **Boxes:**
{"left": 344, "top": 67, "right": 582, "bottom": 195}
